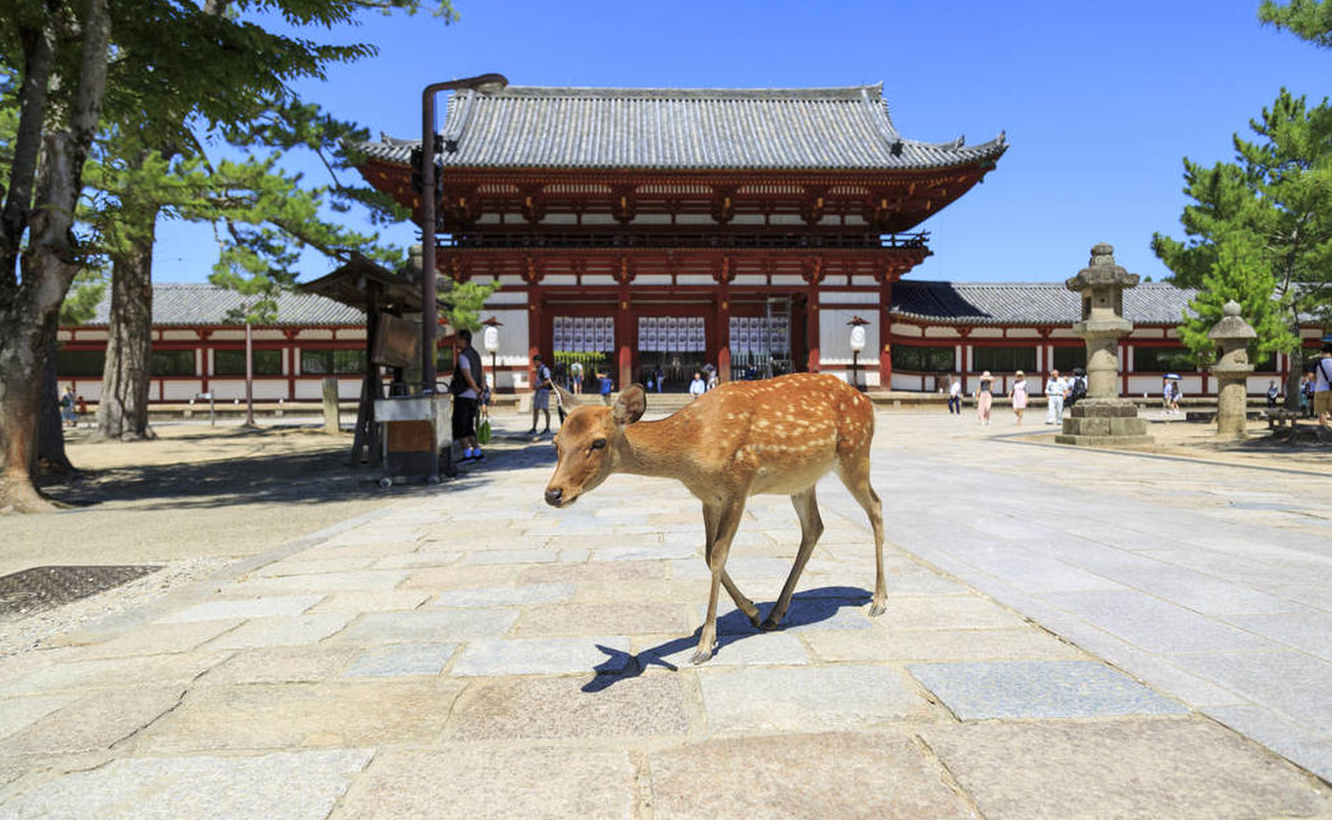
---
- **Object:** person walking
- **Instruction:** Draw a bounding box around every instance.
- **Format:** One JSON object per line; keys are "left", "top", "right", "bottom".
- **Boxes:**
{"left": 1300, "top": 373, "right": 1314, "bottom": 418}
{"left": 528, "top": 354, "right": 554, "bottom": 435}
{"left": 1045, "top": 369, "right": 1067, "bottom": 425}
{"left": 976, "top": 370, "right": 994, "bottom": 426}
{"left": 1266, "top": 379, "right": 1280, "bottom": 409}
{"left": 569, "top": 359, "right": 584, "bottom": 395}
{"left": 1315, "top": 343, "right": 1332, "bottom": 429}
{"left": 1009, "top": 370, "right": 1029, "bottom": 425}
{"left": 947, "top": 376, "right": 962, "bottom": 415}
{"left": 689, "top": 371, "right": 706, "bottom": 400}
{"left": 59, "top": 385, "right": 76, "bottom": 428}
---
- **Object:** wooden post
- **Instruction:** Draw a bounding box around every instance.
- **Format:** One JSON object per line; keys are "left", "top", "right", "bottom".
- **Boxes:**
{"left": 322, "top": 376, "right": 340, "bottom": 434}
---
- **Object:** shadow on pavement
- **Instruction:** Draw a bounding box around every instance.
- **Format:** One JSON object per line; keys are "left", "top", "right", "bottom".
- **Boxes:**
{"left": 582, "top": 586, "right": 871, "bottom": 692}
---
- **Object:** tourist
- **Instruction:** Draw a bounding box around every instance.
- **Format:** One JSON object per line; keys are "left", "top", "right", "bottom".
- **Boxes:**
{"left": 689, "top": 371, "right": 706, "bottom": 400}
{"left": 570, "top": 359, "right": 584, "bottom": 395}
{"left": 706, "top": 368, "right": 719, "bottom": 392}
{"left": 1168, "top": 379, "right": 1182, "bottom": 415}
{"left": 1161, "top": 377, "right": 1173, "bottom": 413}
{"left": 976, "top": 370, "right": 994, "bottom": 426}
{"left": 529, "top": 354, "right": 554, "bottom": 435}
{"left": 1066, "top": 368, "right": 1088, "bottom": 409}
{"left": 1300, "top": 373, "right": 1314, "bottom": 418}
{"left": 76, "top": 395, "right": 88, "bottom": 428}
{"left": 597, "top": 369, "right": 614, "bottom": 406}
{"left": 653, "top": 365, "right": 665, "bottom": 393}
{"left": 948, "top": 376, "right": 962, "bottom": 415}
{"left": 1266, "top": 379, "right": 1280, "bottom": 409}
{"left": 1008, "top": 370, "right": 1028, "bottom": 425}
{"left": 1315, "top": 343, "right": 1332, "bottom": 429}
{"left": 59, "top": 385, "right": 76, "bottom": 428}
{"left": 450, "top": 329, "right": 484, "bottom": 461}
{"left": 1045, "top": 369, "right": 1067, "bottom": 425}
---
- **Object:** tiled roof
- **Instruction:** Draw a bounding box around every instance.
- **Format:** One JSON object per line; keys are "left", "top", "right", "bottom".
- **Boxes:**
{"left": 357, "top": 84, "right": 1007, "bottom": 172}
{"left": 84, "top": 283, "right": 363, "bottom": 327}
{"left": 891, "top": 282, "right": 1198, "bottom": 326}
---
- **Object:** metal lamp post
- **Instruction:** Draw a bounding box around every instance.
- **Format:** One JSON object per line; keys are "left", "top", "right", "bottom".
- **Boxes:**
{"left": 419, "top": 73, "right": 508, "bottom": 396}
{"left": 848, "top": 316, "right": 869, "bottom": 392}
{"left": 482, "top": 316, "right": 502, "bottom": 393}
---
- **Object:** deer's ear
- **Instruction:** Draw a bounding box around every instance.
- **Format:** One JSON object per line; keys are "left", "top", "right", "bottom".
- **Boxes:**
{"left": 612, "top": 383, "right": 647, "bottom": 427}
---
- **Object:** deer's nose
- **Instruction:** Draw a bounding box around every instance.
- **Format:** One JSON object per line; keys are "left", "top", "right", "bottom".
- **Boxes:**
{"left": 545, "top": 488, "right": 564, "bottom": 507}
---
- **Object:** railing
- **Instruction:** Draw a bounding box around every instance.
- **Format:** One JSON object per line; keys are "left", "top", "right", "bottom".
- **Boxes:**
{"left": 439, "top": 230, "right": 929, "bottom": 251}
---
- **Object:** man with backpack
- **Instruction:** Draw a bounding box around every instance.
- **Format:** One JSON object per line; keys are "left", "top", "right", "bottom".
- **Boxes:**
{"left": 528, "top": 354, "right": 554, "bottom": 435}
{"left": 1066, "top": 368, "right": 1088, "bottom": 409}
{"left": 1315, "top": 343, "right": 1332, "bottom": 430}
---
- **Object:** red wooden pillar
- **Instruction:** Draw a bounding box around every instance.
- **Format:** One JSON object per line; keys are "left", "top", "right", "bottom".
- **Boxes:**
{"left": 525, "top": 256, "right": 544, "bottom": 390}
{"left": 806, "top": 284, "right": 820, "bottom": 373}
{"left": 878, "top": 279, "right": 893, "bottom": 390}
{"left": 617, "top": 281, "right": 633, "bottom": 390}
{"left": 717, "top": 279, "right": 731, "bottom": 383}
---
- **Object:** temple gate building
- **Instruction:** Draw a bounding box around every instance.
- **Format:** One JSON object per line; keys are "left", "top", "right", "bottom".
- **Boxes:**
{"left": 354, "top": 84, "right": 1008, "bottom": 392}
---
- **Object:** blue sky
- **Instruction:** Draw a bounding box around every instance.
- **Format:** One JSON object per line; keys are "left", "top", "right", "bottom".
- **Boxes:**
{"left": 152, "top": 0, "right": 1328, "bottom": 285}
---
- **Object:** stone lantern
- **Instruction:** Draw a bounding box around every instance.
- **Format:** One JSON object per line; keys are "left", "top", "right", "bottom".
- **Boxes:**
{"left": 1208, "top": 300, "right": 1256, "bottom": 438}
{"left": 1055, "top": 244, "right": 1153, "bottom": 447}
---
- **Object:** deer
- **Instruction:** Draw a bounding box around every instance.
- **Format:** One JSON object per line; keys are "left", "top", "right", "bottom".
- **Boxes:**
{"left": 544, "top": 372, "right": 885, "bottom": 664}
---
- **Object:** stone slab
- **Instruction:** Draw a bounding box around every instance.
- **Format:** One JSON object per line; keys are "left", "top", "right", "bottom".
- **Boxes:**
{"left": 0, "top": 686, "right": 184, "bottom": 755}
{"left": 1204, "top": 704, "right": 1332, "bottom": 783}
{"left": 204, "top": 614, "right": 352, "bottom": 649}
{"left": 400, "top": 565, "right": 516, "bottom": 590}
{"left": 649, "top": 732, "right": 979, "bottom": 820}
{"left": 0, "top": 694, "right": 79, "bottom": 742}
{"left": 923, "top": 718, "right": 1332, "bottom": 820}
{"left": 132, "top": 680, "right": 464, "bottom": 752}
{"left": 1038, "top": 589, "right": 1276, "bottom": 654}
{"left": 446, "top": 673, "right": 691, "bottom": 740}
{"left": 254, "top": 556, "right": 377, "bottom": 577}
{"left": 802, "top": 626, "right": 1085, "bottom": 663}
{"left": 305, "top": 590, "right": 432, "bottom": 614}
{"left": 0, "top": 750, "right": 372, "bottom": 820}
{"left": 641, "top": 631, "right": 810, "bottom": 668}
{"left": 373, "top": 551, "right": 462, "bottom": 569}
{"left": 449, "top": 637, "right": 633, "bottom": 676}
{"left": 0, "top": 653, "right": 225, "bottom": 696}
{"left": 881, "top": 595, "right": 1030, "bottom": 631}
{"left": 334, "top": 609, "right": 518, "bottom": 645}
{"left": 696, "top": 664, "right": 929, "bottom": 733}
{"left": 907, "top": 660, "right": 1187, "bottom": 720}
{"left": 514, "top": 602, "right": 692, "bottom": 637}
{"left": 158, "top": 594, "right": 325, "bottom": 623}
{"left": 329, "top": 746, "right": 635, "bottom": 820}
{"left": 517, "top": 560, "right": 669, "bottom": 585}
{"left": 432, "top": 583, "right": 576, "bottom": 608}
{"left": 70, "top": 619, "right": 243, "bottom": 659}
{"left": 226, "top": 570, "right": 410, "bottom": 595}
{"left": 199, "top": 645, "right": 361, "bottom": 685}
{"left": 593, "top": 542, "right": 698, "bottom": 562}
{"left": 344, "top": 643, "right": 457, "bottom": 677}
{"left": 1222, "top": 609, "right": 1332, "bottom": 661}
{"left": 1168, "top": 650, "right": 1332, "bottom": 735}
{"left": 458, "top": 548, "right": 558, "bottom": 566}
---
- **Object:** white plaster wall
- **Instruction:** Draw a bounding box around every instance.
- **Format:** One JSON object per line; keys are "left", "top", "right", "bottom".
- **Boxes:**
{"left": 820, "top": 308, "right": 879, "bottom": 366}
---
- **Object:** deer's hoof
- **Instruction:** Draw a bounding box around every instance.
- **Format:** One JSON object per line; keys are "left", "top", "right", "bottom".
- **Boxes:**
{"left": 689, "top": 648, "right": 713, "bottom": 665}
{"left": 758, "top": 616, "right": 782, "bottom": 631}
{"left": 868, "top": 601, "right": 887, "bottom": 617}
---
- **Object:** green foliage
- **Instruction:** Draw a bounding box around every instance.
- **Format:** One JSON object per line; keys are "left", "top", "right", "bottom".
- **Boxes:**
{"left": 442, "top": 280, "right": 499, "bottom": 333}
{"left": 1260, "top": 0, "right": 1332, "bottom": 47}
{"left": 57, "top": 270, "right": 106, "bottom": 326}
{"left": 552, "top": 350, "right": 607, "bottom": 367}
{"left": 1152, "top": 89, "right": 1332, "bottom": 361}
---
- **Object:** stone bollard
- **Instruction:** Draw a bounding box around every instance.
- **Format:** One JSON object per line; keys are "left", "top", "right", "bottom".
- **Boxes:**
{"left": 322, "top": 376, "right": 340, "bottom": 434}
{"left": 1208, "top": 300, "right": 1256, "bottom": 439}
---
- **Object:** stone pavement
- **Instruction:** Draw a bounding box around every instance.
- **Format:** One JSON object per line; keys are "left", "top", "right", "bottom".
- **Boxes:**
{"left": 0, "top": 410, "right": 1329, "bottom": 819}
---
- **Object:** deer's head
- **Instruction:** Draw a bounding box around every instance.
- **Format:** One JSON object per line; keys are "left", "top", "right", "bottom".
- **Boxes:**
{"left": 544, "top": 384, "right": 646, "bottom": 508}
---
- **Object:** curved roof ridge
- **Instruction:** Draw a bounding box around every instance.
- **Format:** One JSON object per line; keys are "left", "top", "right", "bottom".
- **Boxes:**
{"left": 488, "top": 84, "right": 886, "bottom": 101}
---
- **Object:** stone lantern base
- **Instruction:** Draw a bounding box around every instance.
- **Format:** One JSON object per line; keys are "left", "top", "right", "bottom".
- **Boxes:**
{"left": 1055, "top": 398, "right": 1154, "bottom": 448}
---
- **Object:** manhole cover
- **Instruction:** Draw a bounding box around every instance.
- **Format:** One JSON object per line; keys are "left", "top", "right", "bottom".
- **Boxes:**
{"left": 0, "top": 565, "right": 162, "bottom": 620}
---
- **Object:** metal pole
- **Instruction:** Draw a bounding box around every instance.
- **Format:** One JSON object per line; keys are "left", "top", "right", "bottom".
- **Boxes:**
{"left": 244, "top": 318, "right": 255, "bottom": 427}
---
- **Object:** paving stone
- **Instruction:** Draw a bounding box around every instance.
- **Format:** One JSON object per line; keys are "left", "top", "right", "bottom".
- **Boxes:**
{"left": 697, "top": 665, "right": 929, "bottom": 733}
{"left": 449, "top": 637, "right": 633, "bottom": 676}
{"left": 907, "top": 660, "right": 1187, "bottom": 720}
{"left": 0, "top": 758, "right": 27, "bottom": 791}
{"left": 513, "top": 602, "right": 692, "bottom": 637}
{"left": 649, "top": 732, "right": 979, "bottom": 820}
{"left": 0, "top": 686, "right": 184, "bottom": 755}
{"left": 199, "top": 645, "right": 361, "bottom": 685}
{"left": 227, "top": 570, "right": 410, "bottom": 595}
{"left": 0, "top": 653, "right": 225, "bottom": 696}
{"left": 334, "top": 609, "right": 518, "bottom": 644}
{"left": 433, "top": 583, "right": 576, "bottom": 608}
{"left": 447, "top": 673, "right": 691, "bottom": 740}
{"left": 572, "top": 578, "right": 707, "bottom": 605}
{"left": 305, "top": 589, "right": 431, "bottom": 614}
{"left": 157, "top": 594, "right": 324, "bottom": 623}
{"left": 317, "top": 526, "right": 422, "bottom": 547}
{"left": 881, "top": 595, "right": 1029, "bottom": 631}
{"left": 70, "top": 619, "right": 243, "bottom": 659}
{"left": 1089, "top": 562, "right": 1297, "bottom": 616}
{"left": 330, "top": 745, "right": 635, "bottom": 820}
{"left": 641, "top": 631, "right": 810, "bottom": 668}
{"left": 1168, "top": 651, "right": 1332, "bottom": 735}
{"left": 345, "top": 643, "right": 457, "bottom": 677}
{"left": 923, "top": 718, "right": 1332, "bottom": 820}
{"left": 594, "top": 542, "right": 698, "bottom": 561}
{"left": 802, "top": 627, "right": 1085, "bottom": 663}
{"left": 373, "top": 551, "right": 462, "bottom": 569}
{"left": 0, "top": 749, "right": 372, "bottom": 820}
{"left": 204, "top": 614, "right": 352, "bottom": 649}
{"left": 669, "top": 556, "right": 793, "bottom": 580}
{"left": 1039, "top": 590, "right": 1281, "bottom": 654}
{"left": 1222, "top": 609, "right": 1332, "bottom": 661}
{"left": 254, "top": 557, "right": 377, "bottom": 577}
{"left": 0, "top": 694, "right": 78, "bottom": 741}
{"left": 132, "top": 680, "right": 464, "bottom": 752}
{"left": 1204, "top": 704, "right": 1332, "bottom": 783}
{"left": 517, "top": 560, "right": 669, "bottom": 585}
{"left": 458, "top": 548, "right": 558, "bottom": 566}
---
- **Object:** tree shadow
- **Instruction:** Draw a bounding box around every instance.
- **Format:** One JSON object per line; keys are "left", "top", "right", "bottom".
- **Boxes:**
{"left": 581, "top": 585, "right": 872, "bottom": 692}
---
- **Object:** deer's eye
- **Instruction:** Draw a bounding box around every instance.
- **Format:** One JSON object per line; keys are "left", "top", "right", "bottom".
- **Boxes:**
{"left": 590, "top": 438, "right": 607, "bottom": 450}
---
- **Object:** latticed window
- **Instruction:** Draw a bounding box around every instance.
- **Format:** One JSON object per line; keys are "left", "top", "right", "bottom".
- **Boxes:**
{"left": 215, "top": 349, "right": 282, "bottom": 376}
{"left": 891, "top": 345, "right": 954, "bottom": 372}
{"left": 150, "top": 349, "right": 195, "bottom": 376}
{"left": 1134, "top": 346, "right": 1194, "bottom": 373}
{"left": 302, "top": 349, "right": 366, "bottom": 375}
{"left": 56, "top": 349, "right": 106, "bottom": 377}
{"left": 1052, "top": 346, "right": 1086, "bottom": 372}
{"left": 971, "top": 346, "right": 1037, "bottom": 373}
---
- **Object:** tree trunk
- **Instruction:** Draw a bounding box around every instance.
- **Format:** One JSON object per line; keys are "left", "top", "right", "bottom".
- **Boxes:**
{"left": 36, "top": 334, "right": 74, "bottom": 473}
{"left": 97, "top": 213, "right": 157, "bottom": 440}
{"left": 0, "top": 0, "right": 111, "bottom": 514}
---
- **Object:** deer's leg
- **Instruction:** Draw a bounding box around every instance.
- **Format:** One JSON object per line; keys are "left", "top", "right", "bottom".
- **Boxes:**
{"left": 703, "top": 503, "right": 761, "bottom": 627}
{"left": 694, "top": 499, "right": 745, "bottom": 664}
{"left": 839, "top": 455, "right": 887, "bottom": 616}
{"left": 761, "top": 486, "right": 824, "bottom": 630}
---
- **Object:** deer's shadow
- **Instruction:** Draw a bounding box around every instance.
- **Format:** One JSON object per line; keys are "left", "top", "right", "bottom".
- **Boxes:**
{"left": 582, "top": 585, "right": 871, "bottom": 692}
